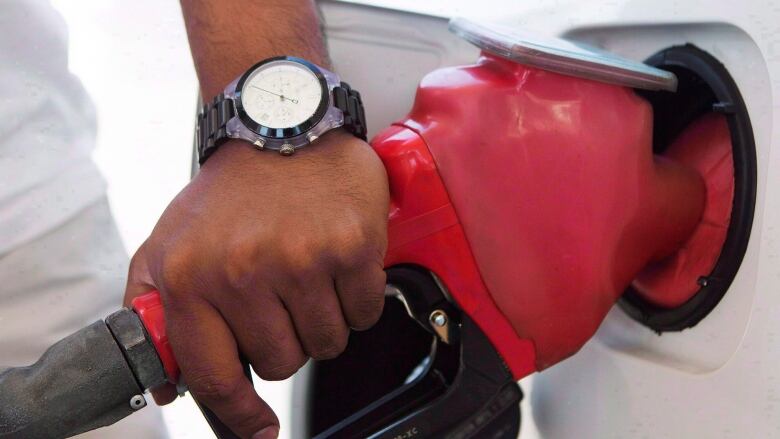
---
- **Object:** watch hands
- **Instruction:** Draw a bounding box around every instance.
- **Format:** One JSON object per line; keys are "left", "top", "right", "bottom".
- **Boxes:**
{"left": 251, "top": 85, "right": 299, "bottom": 104}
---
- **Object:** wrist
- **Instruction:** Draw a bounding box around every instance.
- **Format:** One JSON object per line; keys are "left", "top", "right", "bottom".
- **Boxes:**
{"left": 181, "top": 0, "right": 328, "bottom": 100}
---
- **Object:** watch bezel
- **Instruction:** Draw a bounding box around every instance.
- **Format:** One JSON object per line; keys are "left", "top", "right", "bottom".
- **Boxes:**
{"left": 234, "top": 56, "right": 330, "bottom": 140}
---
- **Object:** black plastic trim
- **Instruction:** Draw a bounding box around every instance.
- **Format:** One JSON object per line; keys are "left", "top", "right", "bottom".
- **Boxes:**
{"left": 619, "top": 44, "right": 757, "bottom": 332}
{"left": 305, "top": 265, "right": 522, "bottom": 438}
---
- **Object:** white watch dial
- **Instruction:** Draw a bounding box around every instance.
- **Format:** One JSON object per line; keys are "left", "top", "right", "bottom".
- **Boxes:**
{"left": 240, "top": 60, "right": 324, "bottom": 129}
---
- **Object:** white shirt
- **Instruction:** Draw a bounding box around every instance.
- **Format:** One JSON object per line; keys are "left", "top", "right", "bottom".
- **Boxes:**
{"left": 0, "top": 0, "right": 106, "bottom": 255}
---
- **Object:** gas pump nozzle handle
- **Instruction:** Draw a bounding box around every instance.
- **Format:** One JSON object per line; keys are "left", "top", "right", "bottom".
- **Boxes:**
{"left": 130, "top": 290, "right": 179, "bottom": 385}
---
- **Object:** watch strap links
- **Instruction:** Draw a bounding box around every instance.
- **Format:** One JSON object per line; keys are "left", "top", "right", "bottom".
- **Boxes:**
{"left": 332, "top": 81, "right": 367, "bottom": 141}
{"left": 196, "top": 93, "right": 236, "bottom": 165}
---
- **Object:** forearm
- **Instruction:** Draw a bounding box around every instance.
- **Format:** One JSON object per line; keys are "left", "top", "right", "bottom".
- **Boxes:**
{"left": 180, "top": 0, "right": 329, "bottom": 99}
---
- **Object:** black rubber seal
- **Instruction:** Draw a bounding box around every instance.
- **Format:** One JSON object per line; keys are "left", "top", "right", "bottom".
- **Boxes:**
{"left": 618, "top": 44, "right": 757, "bottom": 332}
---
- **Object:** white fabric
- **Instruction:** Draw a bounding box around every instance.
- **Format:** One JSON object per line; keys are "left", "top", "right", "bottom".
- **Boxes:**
{"left": 0, "top": 2, "right": 167, "bottom": 436}
{"left": 0, "top": 0, "right": 106, "bottom": 256}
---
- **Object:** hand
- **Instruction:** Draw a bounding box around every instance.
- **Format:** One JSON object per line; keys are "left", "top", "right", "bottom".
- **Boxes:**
{"left": 124, "top": 129, "right": 389, "bottom": 439}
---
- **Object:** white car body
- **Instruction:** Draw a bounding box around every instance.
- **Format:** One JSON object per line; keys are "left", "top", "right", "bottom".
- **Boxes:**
{"left": 321, "top": 1, "right": 780, "bottom": 437}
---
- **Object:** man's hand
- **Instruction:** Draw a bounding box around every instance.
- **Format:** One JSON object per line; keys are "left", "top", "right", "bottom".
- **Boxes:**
{"left": 124, "top": 129, "right": 388, "bottom": 438}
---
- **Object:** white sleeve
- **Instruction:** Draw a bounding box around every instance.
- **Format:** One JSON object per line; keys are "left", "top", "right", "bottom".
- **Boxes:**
{"left": 0, "top": 0, "right": 106, "bottom": 255}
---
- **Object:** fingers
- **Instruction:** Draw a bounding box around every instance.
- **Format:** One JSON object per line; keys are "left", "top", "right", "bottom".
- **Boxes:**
{"left": 150, "top": 383, "right": 178, "bottom": 406}
{"left": 219, "top": 291, "right": 307, "bottom": 381}
{"left": 335, "top": 264, "right": 386, "bottom": 330}
{"left": 280, "top": 276, "right": 350, "bottom": 360}
{"left": 166, "top": 296, "right": 279, "bottom": 438}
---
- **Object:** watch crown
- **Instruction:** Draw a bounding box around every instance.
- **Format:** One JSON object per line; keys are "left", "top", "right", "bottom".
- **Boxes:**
{"left": 279, "top": 144, "right": 295, "bottom": 156}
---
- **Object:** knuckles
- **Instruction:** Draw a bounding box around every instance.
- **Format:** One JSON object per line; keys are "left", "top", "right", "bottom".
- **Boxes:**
{"left": 222, "top": 219, "right": 382, "bottom": 283}
{"left": 348, "top": 290, "right": 385, "bottom": 331}
{"left": 223, "top": 237, "right": 262, "bottom": 292}
{"left": 157, "top": 242, "right": 201, "bottom": 297}
{"left": 331, "top": 220, "right": 376, "bottom": 267}
{"left": 254, "top": 358, "right": 306, "bottom": 381}
{"left": 186, "top": 369, "right": 244, "bottom": 404}
{"left": 154, "top": 218, "right": 382, "bottom": 296}
{"left": 276, "top": 233, "right": 321, "bottom": 276}
{"left": 305, "top": 321, "right": 349, "bottom": 360}
{"left": 246, "top": 320, "right": 308, "bottom": 380}
{"left": 333, "top": 219, "right": 369, "bottom": 250}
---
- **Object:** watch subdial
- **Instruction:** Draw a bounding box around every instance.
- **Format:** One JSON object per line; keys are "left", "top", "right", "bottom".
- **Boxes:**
{"left": 255, "top": 93, "right": 275, "bottom": 106}
{"left": 276, "top": 78, "right": 292, "bottom": 95}
{"left": 274, "top": 106, "right": 293, "bottom": 126}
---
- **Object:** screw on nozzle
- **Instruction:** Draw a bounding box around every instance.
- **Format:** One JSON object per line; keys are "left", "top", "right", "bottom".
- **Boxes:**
{"left": 431, "top": 310, "right": 448, "bottom": 327}
{"left": 129, "top": 394, "right": 147, "bottom": 411}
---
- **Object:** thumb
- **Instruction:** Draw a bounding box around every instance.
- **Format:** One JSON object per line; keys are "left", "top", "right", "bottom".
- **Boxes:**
{"left": 123, "top": 240, "right": 179, "bottom": 405}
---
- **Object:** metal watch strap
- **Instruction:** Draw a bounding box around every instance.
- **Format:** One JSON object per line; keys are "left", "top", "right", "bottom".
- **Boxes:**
{"left": 196, "top": 93, "right": 235, "bottom": 165}
{"left": 197, "top": 82, "right": 366, "bottom": 165}
{"left": 332, "top": 81, "right": 368, "bottom": 141}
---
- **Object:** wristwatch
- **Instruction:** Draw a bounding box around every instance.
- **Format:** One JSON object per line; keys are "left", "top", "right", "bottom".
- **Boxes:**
{"left": 196, "top": 56, "right": 366, "bottom": 163}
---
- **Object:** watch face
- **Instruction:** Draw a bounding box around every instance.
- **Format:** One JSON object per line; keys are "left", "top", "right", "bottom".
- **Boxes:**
{"left": 236, "top": 57, "right": 329, "bottom": 139}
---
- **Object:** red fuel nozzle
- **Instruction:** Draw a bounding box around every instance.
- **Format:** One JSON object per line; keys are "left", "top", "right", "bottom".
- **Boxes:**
{"left": 631, "top": 113, "right": 734, "bottom": 308}
{"left": 132, "top": 291, "right": 179, "bottom": 384}
{"left": 373, "top": 52, "right": 721, "bottom": 375}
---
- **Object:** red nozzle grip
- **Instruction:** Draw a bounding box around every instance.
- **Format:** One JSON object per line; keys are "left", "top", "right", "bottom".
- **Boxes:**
{"left": 132, "top": 290, "right": 180, "bottom": 384}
